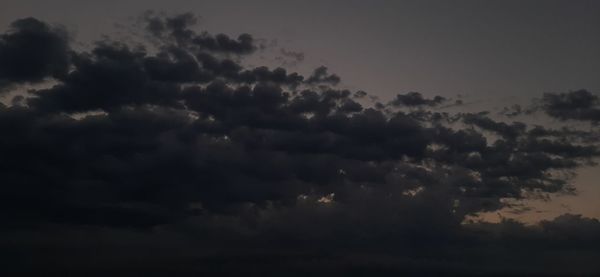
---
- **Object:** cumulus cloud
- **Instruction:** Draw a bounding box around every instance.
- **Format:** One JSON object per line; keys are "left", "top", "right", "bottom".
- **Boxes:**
{"left": 1, "top": 14, "right": 599, "bottom": 276}
{"left": 306, "top": 66, "right": 341, "bottom": 86}
{"left": 541, "top": 89, "right": 600, "bottom": 123}
{"left": 390, "top": 91, "right": 447, "bottom": 107}
{"left": 144, "top": 12, "right": 256, "bottom": 55}
{"left": 0, "top": 17, "right": 70, "bottom": 89}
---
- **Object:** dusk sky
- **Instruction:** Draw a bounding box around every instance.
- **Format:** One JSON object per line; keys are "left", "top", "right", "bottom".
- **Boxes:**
{"left": 1, "top": 1, "right": 599, "bottom": 276}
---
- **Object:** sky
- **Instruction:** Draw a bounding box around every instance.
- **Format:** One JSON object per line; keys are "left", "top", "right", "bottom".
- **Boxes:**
{"left": 0, "top": 1, "right": 599, "bottom": 276}
{"left": 1, "top": 0, "right": 599, "bottom": 100}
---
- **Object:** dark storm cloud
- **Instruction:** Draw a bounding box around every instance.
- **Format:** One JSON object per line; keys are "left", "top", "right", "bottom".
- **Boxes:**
{"left": 143, "top": 46, "right": 214, "bottom": 83}
{"left": 390, "top": 91, "right": 447, "bottom": 107}
{"left": 462, "top": 112, "right": 526, "bottom": 139}
{"left": 306, "top": 66, "right": 341, "bottom": 86}
{"left": 0, "top": 17, "right": 70, "bottom": 89}
{"left": 541, "top": 89, "right": 600, "bottom": 123}
{"left": 29, "top": 42, "right": 183, "bottom": 113}
{"left": 1, "top": 15, "right": 600, "bottom": 276}
{"left": 144, "top": 12, "right": 256, "bottom": 55}
{"left": 235, "top": 66, "right": 304, "bottom": 87}
{"left": 528, "top": 125, "right": 600, "bottom": 144}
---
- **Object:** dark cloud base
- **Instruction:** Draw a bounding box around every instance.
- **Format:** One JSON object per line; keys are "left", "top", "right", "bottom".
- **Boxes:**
{"left": 1, "top": 14, "right": 599, "bottom": 276}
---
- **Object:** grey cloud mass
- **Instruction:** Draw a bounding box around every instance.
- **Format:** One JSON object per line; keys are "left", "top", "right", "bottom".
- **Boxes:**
{"left": 0, "top": 13, "right": 599, "bottom": 277}
{"left": 0, "top": 18, "right": 69, "bottom": 88}
{"left": 541, "top": 89, "right": 600, "bottom": 123}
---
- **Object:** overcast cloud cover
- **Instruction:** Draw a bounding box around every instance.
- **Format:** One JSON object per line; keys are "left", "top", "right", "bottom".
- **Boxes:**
{"left": 0, "top": 9, "right": 599, "bottom": 276}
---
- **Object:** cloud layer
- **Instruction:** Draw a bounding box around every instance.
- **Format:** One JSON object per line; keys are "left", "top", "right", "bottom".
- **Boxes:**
{"left": 1, "top": 14, "right": 599, "bottom": 276}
